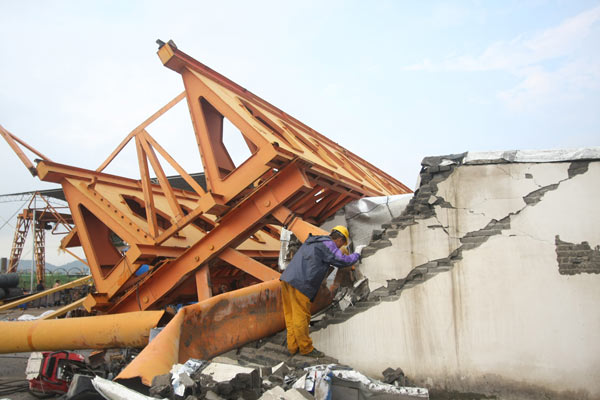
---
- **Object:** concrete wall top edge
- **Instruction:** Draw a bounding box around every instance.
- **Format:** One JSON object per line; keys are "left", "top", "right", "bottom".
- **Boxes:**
{"left": 421, "top": 147, "right": 600, "bottom": 168}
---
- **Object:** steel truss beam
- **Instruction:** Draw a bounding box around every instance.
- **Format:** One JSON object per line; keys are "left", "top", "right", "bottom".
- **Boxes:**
{"left": 1, "top": 44, "right": 411, "bottom": 314}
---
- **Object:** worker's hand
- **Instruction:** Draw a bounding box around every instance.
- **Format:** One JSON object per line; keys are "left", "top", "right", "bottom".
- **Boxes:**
{"left": 354, "top": 245, "right": 367, "bottom": 255}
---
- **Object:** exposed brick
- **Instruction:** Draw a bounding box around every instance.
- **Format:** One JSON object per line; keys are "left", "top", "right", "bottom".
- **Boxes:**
{"left": 567, "top": 160, "right": 589, "bottom": 178}
{"left": 355, "top": 301, "right": 380, "bottom": 308}
{"left": 523, "top": 184, "right": 559, "bottom": 206}
{"left": 369, "top": 239, "right": 393, "bottom": 249}
{"left": 341, "top": 308, "right": 365, "bottom": 316}
{"left": 460, "top": 243, "right": 480, "bottom": 251}
{"left": 385, "top": 229, "right": 399, "bottom": 238}
{"left": 555, "top": 235, "right": 600, "bottom": 275}
{"left": 326, "top": 317, "right": 347, "bottom": 325}
{"left": 466, "top": 229, "right": 502, "bottom": 237}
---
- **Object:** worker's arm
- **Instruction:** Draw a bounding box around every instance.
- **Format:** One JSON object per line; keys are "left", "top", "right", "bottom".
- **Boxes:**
{"left": 322, "top": 240, "right": 360, "bottom": 268}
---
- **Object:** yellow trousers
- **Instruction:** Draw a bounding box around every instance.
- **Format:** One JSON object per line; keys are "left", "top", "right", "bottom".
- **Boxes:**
{"left": 281, "top": 281, "right": 313, "bottom": 355}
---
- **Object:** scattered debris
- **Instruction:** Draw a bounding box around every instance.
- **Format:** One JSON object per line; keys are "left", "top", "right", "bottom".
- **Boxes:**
{"left": 171, "top": 359, "right": 206, "bottom": 397}
{"left": 16, "top": 309, "right": 56, "bottom": 320}
{"left": 141, "top": 347, "right": 428, "bottom": 400}
{"left": 93, "top": 376, "right": 165, "bottom": 400}
{"left": 64, "top": 374, "right": 104, "bottom": 399}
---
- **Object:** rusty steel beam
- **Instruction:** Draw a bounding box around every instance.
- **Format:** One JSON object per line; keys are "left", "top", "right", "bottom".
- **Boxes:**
{"left": 116, "top": 279, "right": 334, "bottom": 385}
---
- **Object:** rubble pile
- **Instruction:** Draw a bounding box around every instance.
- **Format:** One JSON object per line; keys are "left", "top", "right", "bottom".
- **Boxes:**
{"left": 133, "top": 330, "right": 429, "bottom": 400}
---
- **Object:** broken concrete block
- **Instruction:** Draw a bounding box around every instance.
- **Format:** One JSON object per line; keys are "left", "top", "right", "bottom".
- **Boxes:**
{"left": 284, "top": 388, "right": 314, "bottom": 399}
{"left": 369, "top": 239, "right": 393, "bottom": 249}
{"left": 266, "top": 374, "right": 284, "bottom": 386}
{"left": 65, "top": 374, "right": 103, "bottom": 400}
{"left": 259, "top": 385, "right": 286, "bottom": 399}
{"left": 205, "top": 390, "right": 225, "bottom": 400}
{"left": 232, "top": 370, "right": 261, "bottom": 390}
{"left": 216, "top": 381, "right": 233, "bottom": 395}
{"left": 201, "top": 362, "right": 258, "bottom": 383}
{"left": 179, "top": 371, "right": 196, "bottom": 390}
{"left": 212, "top": 355, "right": 241, "bottom": 366}
{"left": 149, "top": 373, "right": 172, "bottom": 398}
{"left": 382, "top": 367, "right": 407, "bottom": 386}
{"left": 271, "top": 361, "right": 291, "bottom": 378}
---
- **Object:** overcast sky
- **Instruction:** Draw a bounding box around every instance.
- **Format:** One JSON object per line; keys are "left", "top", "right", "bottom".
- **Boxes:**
{"left": 1, "top": 0, "right": 599, "bottom": 266}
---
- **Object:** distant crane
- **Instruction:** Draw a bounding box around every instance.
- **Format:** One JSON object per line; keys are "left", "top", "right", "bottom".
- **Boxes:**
{"left": 0, "top": 191, "right": 73, "bottom": 287}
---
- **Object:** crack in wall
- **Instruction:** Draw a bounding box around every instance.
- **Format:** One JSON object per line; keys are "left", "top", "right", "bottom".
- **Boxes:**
{"left": 312, "top": 157, "right": 594, "bottom": 331}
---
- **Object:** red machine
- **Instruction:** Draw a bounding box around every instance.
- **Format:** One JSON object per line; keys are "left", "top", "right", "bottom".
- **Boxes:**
{"left": 28, "top": 351, "right": 86, "bottom": 397}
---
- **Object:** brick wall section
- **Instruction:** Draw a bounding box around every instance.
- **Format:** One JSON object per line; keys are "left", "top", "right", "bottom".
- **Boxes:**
{"left": 555, "top": 235, "right": 600, "bottom": 275}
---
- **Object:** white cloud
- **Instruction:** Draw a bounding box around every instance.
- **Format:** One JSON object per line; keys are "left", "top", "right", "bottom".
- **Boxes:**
{"left": 407, "top": 5, "right": 600, "bottom": 72}
{"left": 498, "top": 57, "right": 600, "bottom": 110}
{"left": 405, "top": 4, "right": 600, "bottom": 110}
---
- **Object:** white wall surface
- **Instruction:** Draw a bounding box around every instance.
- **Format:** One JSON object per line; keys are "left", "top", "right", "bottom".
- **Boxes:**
{"left": 312, "top": 159, "right": 600, "bottom": 398}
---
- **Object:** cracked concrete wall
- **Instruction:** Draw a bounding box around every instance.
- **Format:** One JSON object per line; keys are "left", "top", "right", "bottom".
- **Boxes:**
{"left": 312, "top": 156, "right": 600, "bottom": 398}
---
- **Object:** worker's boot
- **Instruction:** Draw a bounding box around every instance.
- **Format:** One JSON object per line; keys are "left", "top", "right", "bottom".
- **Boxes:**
{"left": 303, "top": 348, "right": 324, "bottom": 358}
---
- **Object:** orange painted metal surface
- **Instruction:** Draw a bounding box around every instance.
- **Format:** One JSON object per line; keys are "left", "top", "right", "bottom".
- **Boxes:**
{"left": 117, "top": 280, "right": 333, "bottom": 385}
{"left": 0, "top": 43, "right": 411, "bottom": 364}
{"left": 0, "top": 311, "right": 164, "bottom": 353}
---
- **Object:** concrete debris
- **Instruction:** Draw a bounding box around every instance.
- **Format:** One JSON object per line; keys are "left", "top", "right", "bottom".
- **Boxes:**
{"left": 293, "top": 364, "right": 428, "bottom": 400}
{"left": 382, "top": 367, "right": 408, "bottom": 387}
{"left": 150, "top": 373, "right": 173, "bottom": 398}
{"left": 334, "top": 278, "right": 369, "bottom": 311}
{"left": 64, "top": 374, "right": 104, "bottom": 399}
{"left": 259, "top": 386, "right": 286, "bottom": 399}
{"left": 259, "top": 386, "right": 313, "bottom": 399}
{"left": 92, "top": 376, "right": 165, "bottom": 400}
{"left": 171, "top": 359, "right": 206, "bottom": 396}
{"left": 141, "top": 345, "right": 427, "bottom": 400}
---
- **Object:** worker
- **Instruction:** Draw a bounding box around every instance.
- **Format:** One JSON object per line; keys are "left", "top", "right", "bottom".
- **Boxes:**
{"left": 53, "top": 280, "right": 61, "bottom": 306}
{"left": 279, "top": 225, "right": 365, "bottom": 357}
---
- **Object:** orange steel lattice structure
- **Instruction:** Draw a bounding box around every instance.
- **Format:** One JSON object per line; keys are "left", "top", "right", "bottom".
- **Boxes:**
{"left": 7, "top": 194, "right": 74, "bottom": 284}
{"left": 0, "top": 42, "right": 411, "bottom": 318}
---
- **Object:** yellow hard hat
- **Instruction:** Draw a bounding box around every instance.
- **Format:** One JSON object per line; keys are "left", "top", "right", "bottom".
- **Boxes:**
{"left": 331, "top": 225, "right": 350, "bottom": 244}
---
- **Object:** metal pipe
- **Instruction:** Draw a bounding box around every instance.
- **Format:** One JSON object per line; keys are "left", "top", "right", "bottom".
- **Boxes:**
{"left": 0, "top": 275, "right": 92, "bottom": 312}
{"left": 117, "top": 280, "right": 334, "bottom": 385}
{"left": 0, "top": 310, "right": 164, "bottom": 353}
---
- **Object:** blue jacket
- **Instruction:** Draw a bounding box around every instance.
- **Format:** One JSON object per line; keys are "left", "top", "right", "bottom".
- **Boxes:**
{"left": 280, "top": 235, "right": 360, "bottom": 301}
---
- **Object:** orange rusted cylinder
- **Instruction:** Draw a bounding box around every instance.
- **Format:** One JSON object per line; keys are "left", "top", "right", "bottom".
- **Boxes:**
{"left": 0, "top": 311, "right": 164, "bottom": 353}
{"left": 117, "top": 280, "right": 332, "bottom": 385}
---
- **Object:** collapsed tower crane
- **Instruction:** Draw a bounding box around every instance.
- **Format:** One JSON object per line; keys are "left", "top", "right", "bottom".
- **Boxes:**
{"left": 0, "top": 41, "right": 411, "bottom": 383}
